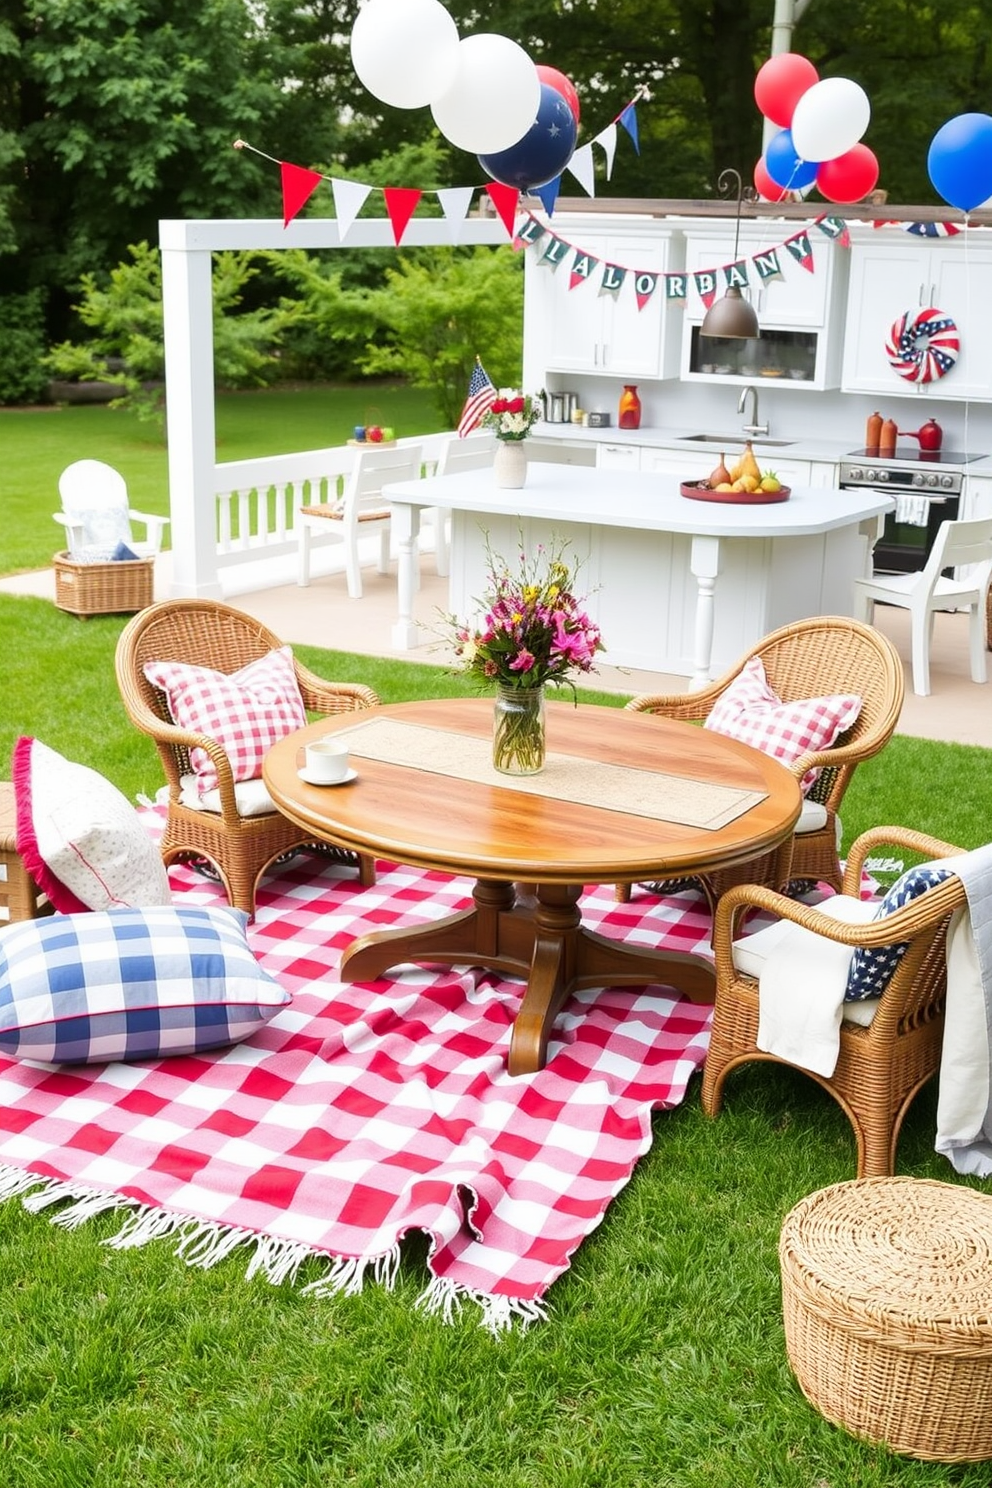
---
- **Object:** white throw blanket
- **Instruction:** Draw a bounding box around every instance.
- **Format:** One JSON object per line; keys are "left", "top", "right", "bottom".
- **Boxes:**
{"left": 934, "top": 844, "right": 992, "bottom": 1175}
{"left": 755, "top": 896, "right": 876, "bottom": 1077}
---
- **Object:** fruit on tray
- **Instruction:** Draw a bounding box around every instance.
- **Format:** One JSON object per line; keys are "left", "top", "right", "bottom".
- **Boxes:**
{"left": 758, "top": 469, "right": 783, "bottom": 493}
{"left": 709, "top": 453, "right": 732, "bottom": 487}
{"left": 367, "top": 425, "right": 384, "bottom": 442}
{"left": 728, "top": 440, "right": 761, "bottom": 485}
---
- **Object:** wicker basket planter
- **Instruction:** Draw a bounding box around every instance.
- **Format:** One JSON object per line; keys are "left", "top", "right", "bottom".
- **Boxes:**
{"left": 53, "top": 551, "right": 154, "bottom": 617}
{"left": 780, "top": 1177, "right": 992, "bottom": 1461}
{"left": 0, "top": 782, "right": 52, "bottom": 923}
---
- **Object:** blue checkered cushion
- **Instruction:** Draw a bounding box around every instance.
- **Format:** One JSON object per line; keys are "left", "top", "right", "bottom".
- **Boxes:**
{"left": 844, "top": 863, "right": 953, "bottom": 1002}
{"left": 0, "top": 906, "right": 290, "bottom": 1064}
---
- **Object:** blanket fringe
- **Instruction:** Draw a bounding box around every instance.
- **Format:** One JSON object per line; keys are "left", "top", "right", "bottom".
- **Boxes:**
{"left": 415, "top": 1274, "right": 547, "bottom": 1334}
{"left": 0, "top": 1164, "right": 546, "bottom": 1332}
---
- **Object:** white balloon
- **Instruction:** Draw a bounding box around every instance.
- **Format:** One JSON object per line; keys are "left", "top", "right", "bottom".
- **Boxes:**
{"left": 350, "top": 0, "right": 460, "bottom": 111}
{"left": 790, "top": 77, "right": 871, "bottom": 163}
{"left": 431, "top": 34, "right": 540, "bottom": 155}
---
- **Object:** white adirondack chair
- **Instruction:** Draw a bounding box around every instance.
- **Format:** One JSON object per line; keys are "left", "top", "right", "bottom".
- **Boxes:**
{"left": 54, "top": 459, "right": 169, "bottom": 561}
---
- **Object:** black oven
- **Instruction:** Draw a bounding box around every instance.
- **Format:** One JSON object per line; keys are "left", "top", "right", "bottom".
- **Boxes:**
{"left": 839, "top": 450, "right": 976, "bottom": 574}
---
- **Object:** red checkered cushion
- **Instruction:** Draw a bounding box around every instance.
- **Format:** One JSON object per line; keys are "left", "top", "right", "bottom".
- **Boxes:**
{"left": 143, "top": 647, "right": 307, "bottom": 795}
{"left": 703, "top": 656, "right": 861, "bottom": 792}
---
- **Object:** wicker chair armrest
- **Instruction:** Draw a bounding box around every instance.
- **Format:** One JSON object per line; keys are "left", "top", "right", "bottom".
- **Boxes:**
{"left": 712, "top": 872, "right": 967, "bottom": 970}
{"left": 624, "top": 691, "right": 713, "bottom": 722}
{"left": 293, "top": 666, "right": 379, "bottom": 714}
{"left": 843, "top": 826, "right": 963, "bottom": 895}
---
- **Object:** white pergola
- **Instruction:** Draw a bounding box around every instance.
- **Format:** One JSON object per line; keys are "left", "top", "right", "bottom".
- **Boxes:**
{"left": 159, "top": 215, "right": 509, "bottom": 598}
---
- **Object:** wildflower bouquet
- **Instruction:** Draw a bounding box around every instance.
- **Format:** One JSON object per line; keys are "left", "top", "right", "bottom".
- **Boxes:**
{"left": 481, "top": 390, "right": 542, "bottom": 443}
{"left": 446, "top": 539, "right": 604, "bottom": 774}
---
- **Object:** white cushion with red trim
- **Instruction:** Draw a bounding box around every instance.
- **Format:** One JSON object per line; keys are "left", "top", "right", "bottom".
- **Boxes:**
{"left": 142, "top": 646, "right": 307, "bottom": 796}
{"left": 703, "top": 657, "right": 862, "bottom": 793}
{"left": 13, "top": 737, "right": 172, "bottom": 914}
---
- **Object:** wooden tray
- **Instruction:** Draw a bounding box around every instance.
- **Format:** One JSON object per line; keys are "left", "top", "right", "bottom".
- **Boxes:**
{"left": 680, "top": 480, "right": 790, "bottom": 505}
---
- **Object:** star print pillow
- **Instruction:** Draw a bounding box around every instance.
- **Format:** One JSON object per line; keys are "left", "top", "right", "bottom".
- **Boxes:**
{"left": 844, "top": 862, "right": 953, "bottom": 1002}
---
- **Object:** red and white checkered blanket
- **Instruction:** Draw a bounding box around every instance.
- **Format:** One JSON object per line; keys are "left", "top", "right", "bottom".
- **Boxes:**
{"left": 0, "top": 830, "right": 713, "bottom": 1330}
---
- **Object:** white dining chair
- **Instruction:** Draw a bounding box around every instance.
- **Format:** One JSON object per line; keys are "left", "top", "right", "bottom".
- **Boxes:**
{"left": 852, "top": 515, "right": 992, "bottom": 696}
{"left": 54, "top": 459, "right": 169, "bottom": 560}
{"left": 297, "top": 443, "right": 423, "bottom": 599}
{"left": 428, "top": 432, "right": 498, "bottom": 576}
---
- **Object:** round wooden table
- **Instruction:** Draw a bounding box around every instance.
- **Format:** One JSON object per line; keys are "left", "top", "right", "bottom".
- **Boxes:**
{"left": 264, "top": 698, "right": 801, "bottom": 1075}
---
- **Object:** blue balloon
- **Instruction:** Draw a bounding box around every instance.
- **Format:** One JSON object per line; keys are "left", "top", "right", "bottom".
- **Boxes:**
{"left": 764, "top": 128, "right": 819, "bottom": 190}
{"left": 928, "top": 113, "right": 992, "bottom": 212}
{"left": 478, "top": 83, "right": 577, "bottom": 191}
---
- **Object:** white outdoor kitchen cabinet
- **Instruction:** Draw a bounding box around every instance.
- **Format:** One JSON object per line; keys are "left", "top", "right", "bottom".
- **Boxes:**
{"left": 676, "top": 221, "right": 849, "bottom": 391}
{"left": 841, "top": 231, "right": 992, "bottom": 402}
{"left": 523, "top": 218, "right": 685, "bottom": 381}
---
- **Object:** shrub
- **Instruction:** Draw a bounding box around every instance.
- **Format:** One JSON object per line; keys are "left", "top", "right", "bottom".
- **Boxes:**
{"left": 0, "top": 290, "right": 50, "bottom": 405}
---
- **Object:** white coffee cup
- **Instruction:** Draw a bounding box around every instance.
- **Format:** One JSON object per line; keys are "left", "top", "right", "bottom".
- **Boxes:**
{"left": 304, "top": 738, "right": 350, "bottom": 783}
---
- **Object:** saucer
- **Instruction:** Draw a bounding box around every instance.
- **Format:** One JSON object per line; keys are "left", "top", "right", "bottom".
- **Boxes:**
{"left": 297, "top": 766, "right": 358, "bottom": 787}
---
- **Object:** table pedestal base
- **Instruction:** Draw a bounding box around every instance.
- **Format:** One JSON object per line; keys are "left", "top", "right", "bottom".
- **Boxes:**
{"left": 339, "top": 879, "right": 715, "bottom": 1076}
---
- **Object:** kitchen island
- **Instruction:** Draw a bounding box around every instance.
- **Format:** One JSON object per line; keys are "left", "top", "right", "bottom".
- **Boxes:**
{"left": 385, "top": 463, "right": 893, "bottom": 684}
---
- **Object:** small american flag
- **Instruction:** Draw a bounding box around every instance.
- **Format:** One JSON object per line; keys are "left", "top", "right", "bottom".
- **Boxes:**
{"left": 457, "top": 359, "right": 496, "bottom": 438}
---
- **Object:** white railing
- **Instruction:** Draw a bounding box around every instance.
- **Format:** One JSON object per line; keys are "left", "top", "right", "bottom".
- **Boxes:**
{"left": 210, "top": 432, "right": 452, "bottom": 591}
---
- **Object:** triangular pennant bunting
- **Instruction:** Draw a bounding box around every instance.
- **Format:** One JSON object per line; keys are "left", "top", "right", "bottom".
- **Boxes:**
{"left": 692, "top": 268, "right": 719, "bottom": 309}
{"left": 751, "top": 247, "right": 783, "bottom": 284}
{"left": 617, "top": 103, "right": 639, "bottom": 155}
{"left": 723, "top": 259, "right": 750, "bottom": 291}
{"left": 569, "top": 249, "right": 600, "bottom": 290}
{"left": 514, "top": 214, "right": 547, "bottom": 249}
{"left": 596, "top": 122, "right": 619, "bottom": 180}
{"left": 600, "top": 262, "right": 627, "bottom": 295}
{"left": 783, "top": 229, "right": 815, "bottom": 272}
{"left": 382, "top": 187, "right": 422, "bottom": 246}
{"left": 664, "top": 273, "right": 688, "bottom": 303}
{"left": 565, "top": 144, "right": 596, "bottom": 198}
{"left": 280, "top": 161, "right": 324, "bottom": 229}
{"left": 331, "top": 178, "right": 373, "bottom": 241}
{"left": 540, "top": 234, "right": 570, "bottom": 267}
{"left": 533, "top": 176, "right": 562, "bottom": 217}
{"left": 814, "top": 214, "right": 851, "bottom": 246}
{"left": 485, "top": 183, "right": 520, "bottom": 238}
{"left": 633, "top": 270, "right": 659, "bottom": 311}
{"left": 436, "top": 186, "right": 476, "bottom": 242}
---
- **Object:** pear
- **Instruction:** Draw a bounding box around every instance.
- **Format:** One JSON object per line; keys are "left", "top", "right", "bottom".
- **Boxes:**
{"left": 708, "top": 453, "right": 731, "bottom": 489}
{"left": 740, "top": 440, "right": 761, "bottom": 485}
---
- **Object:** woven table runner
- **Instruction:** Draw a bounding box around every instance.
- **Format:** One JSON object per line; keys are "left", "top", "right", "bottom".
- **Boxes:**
{"left": 336, "top": 717, "right": 765, "bottom": 831}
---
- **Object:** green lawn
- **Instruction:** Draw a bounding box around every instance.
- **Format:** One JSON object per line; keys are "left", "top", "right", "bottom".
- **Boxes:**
{"left": 0, "top": 381, "right": 446, "bottom": 575}
{"left": 2, "top": 395, "right": 992, "bottom": 1487}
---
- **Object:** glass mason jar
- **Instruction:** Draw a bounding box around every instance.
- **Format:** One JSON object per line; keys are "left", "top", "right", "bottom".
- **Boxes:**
{"left": 492, "top": 684, "right": 546, "bottom": 775}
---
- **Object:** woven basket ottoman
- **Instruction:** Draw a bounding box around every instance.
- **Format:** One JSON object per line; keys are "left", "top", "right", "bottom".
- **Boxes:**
{"left": 0, "top": 782, "right": 52, "bottom": 923}
{"left": 53, "top": 551, "right": 154, "bottom": 617}
{"left": 780, "top": 1176, "right": 992, "bottom": 1461}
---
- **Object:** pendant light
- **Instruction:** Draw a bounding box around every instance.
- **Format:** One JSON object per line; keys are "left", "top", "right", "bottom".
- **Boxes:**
{"left": 700, "top": 168, "right": 760, "bottom": 340}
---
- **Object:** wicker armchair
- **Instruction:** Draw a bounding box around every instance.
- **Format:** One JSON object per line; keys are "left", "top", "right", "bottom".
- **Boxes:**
{"left": 115, "top": 598, "right": 379, "bottom": 916}
{"left": 620, "top": 616, "right": 905, "bottom": 904}
{"left": 703, "top": 825, "right": 966, "bottom": 1177}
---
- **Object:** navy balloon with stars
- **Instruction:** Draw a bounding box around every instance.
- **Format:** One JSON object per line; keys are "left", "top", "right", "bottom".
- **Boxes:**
{"left": 478, "top": 83, "right": 577, "bottom": 190}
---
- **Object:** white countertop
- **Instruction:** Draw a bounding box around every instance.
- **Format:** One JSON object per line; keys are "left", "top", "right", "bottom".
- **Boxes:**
{"left": 386, "top": 462, "right": 893, "bottom": 536}
{"left": 529, "top": 421, "right": 992, "bottom": 474}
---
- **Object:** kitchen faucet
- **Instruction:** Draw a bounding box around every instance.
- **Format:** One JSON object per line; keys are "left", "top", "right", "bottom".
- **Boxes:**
{"left": 738, "top": 385, "right": 769, "bottom": 437}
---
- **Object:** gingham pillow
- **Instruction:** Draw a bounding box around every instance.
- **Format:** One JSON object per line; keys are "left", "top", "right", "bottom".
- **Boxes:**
{"left": 0, "top": 905, "right": 290, "bottom": 1064}
{"left": 704, "top": 656, "right": 861, "bottom": 792}
{"left": 143, "top": 646, "right": 307, "bottom": 795}
{"left": 13, "top": 736, "right": 172, "bottom": 914}
{"left": 844, "top": 863, "right": 953, "bottom": 1002}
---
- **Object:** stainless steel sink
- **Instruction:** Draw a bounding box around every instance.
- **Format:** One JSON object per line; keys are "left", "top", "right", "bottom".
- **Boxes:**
{"left": 678, "top": 433, "right": 796, "bottom": 447}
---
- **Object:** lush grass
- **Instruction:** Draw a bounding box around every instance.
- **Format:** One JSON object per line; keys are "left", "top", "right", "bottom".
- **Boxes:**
{"left": 3, "top": 398, "right": 992, "bottom": 1486}
{"left": 0, "top": 382, "right": 446, "bottom": 575}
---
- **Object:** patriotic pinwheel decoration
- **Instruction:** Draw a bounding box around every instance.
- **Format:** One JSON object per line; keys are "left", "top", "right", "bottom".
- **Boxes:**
{"left": 886, "top": 307, "right": 960, "bottom": 384}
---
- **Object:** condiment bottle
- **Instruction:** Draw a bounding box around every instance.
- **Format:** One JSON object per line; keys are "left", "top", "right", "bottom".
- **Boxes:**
{"left": 618, "top": 384, "right": 642, "bottom": 430}
{"left": 879, "top": 417, "right": 897, "bottom": 456}
{"left": 866, "top": 411, "right": 882, "bottom": 454}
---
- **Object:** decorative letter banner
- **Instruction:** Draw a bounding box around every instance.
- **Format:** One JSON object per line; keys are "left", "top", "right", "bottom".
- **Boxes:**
{"left": 723, "top": 259, "right": 750, "bottom": 291}
{"left": 752, "top": 248, "right": 783, "bottom": 284}
{"left": 693, "top": 269, "right": 719, "bottom": 310}
{"left": 600, "top": 263, "right": 627, "bottom": 295}
{"left": 783, "top": 229, "right": 815, "bottom": 272}
{"left": 633, "top": 270, "right": 659, "bottom": 310}
{"left": 569, "top": 251, "right": 600, "bottom": 290}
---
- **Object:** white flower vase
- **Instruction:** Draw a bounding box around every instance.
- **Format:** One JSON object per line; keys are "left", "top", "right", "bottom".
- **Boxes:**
{"left": 494, "top": 441, "right": 527, "bottom": 490}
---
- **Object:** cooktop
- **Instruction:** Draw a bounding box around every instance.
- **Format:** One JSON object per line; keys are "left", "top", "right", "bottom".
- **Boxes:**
{"left": 846, "top": 447, "right": 987, "bottom": 464}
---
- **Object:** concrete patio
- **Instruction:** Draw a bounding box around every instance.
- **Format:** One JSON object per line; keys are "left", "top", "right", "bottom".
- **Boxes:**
{"left": 2, "top": 552, "right": 990, "bottom": 749}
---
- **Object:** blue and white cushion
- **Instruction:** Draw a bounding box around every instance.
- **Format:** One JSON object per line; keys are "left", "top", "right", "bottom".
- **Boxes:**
{"left": 0, "top": 905, "right": 290, "bottom": 1064}
{"left": 844, "top": 863, "right": 953, "bottom": 1002}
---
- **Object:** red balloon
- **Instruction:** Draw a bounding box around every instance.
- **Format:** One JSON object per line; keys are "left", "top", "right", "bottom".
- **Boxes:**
{"left": 536, "top": 64, "right": 580, "bottom": 127}
{"left": 754, "top": 155, "right": 790, "bottom": 202}
{"left": 754, "top": 52, "right": 819, "bottom": 128}
{"left": 816, "top": 143, "right": 879, "bottom": 203}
